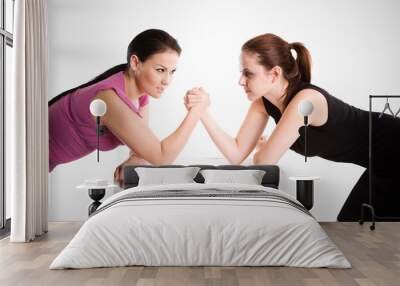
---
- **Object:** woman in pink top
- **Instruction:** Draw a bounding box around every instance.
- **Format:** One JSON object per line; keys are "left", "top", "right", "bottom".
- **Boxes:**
{"left": 49, "top": 29, "right": 209, "bottom": 184}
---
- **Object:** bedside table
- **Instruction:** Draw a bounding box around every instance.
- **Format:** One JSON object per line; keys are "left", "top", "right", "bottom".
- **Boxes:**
{"left": 289, "top": 176, "right": 320, "bottom": 210}
{"left": 77, "top": 179, "right": 119, "bottom": 216}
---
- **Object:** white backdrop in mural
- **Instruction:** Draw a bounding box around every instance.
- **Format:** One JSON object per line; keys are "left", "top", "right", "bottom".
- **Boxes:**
{"left": 48, "top": 0, "right": 400, "bottom": 221}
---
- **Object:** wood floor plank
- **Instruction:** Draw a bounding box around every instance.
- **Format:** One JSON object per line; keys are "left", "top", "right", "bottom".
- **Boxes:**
{"left": 0, "top": 222, "right": 399, "bottom": 286}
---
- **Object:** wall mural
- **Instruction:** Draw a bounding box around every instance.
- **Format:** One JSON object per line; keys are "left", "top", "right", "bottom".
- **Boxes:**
{"left": 48, "top": 29, "right": 400, "bottom": 222}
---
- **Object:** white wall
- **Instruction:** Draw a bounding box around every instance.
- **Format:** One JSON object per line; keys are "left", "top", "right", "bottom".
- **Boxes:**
{"left": 47, "top": 0, "right": 400, "bottom": 221}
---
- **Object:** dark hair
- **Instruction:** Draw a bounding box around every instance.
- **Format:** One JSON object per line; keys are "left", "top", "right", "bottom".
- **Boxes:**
{"left": 49, "top": 29, "right": 181, "bottom": 106}
{"left": 242, "top": 33, "right": 312, "bottom": 107}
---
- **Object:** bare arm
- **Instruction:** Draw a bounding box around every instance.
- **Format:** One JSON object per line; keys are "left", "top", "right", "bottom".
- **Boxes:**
{"left": 200, "top": 98, "right": 268, "bottom": 164}
{"left": 96, "top": 90, "right": 204, "bottom": 165}
{"left": 129, "top": 104, "right": 149, "bottom": 157}
{"left": 253, "top": 89, "right": 324, "bottom": 164}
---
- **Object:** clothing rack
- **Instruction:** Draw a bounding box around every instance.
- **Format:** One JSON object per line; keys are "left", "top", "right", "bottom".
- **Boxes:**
{"left": 359, "top": 95, "right": 400, "bottom": 230}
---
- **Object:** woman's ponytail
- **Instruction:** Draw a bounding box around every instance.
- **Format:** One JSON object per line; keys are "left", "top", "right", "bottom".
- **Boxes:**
{"left": 48, "top": 63, "right": 127, "bottom": 106}
{"left": 290, "top": 42, "right": 312, "bottom": 83}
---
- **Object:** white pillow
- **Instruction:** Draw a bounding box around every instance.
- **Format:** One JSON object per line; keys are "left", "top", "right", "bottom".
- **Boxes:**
{"left": 135, "top": 167, "right": 201, "bottom": 186}
{"left": 200, "top": 169, "right": 266, "bottom": 185}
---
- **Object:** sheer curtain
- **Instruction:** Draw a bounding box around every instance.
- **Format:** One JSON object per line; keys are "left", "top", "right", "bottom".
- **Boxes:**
{"left": 7, "top": 0, "right": 48, "bottom": 242}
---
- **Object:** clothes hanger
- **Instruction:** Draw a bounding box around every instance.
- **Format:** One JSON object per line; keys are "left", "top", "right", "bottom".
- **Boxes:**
{"left": 379, "top": 98, "right": 395, "bottom": 118}
{"left": 395, "top": 106, "right": 400, "bottom": 118}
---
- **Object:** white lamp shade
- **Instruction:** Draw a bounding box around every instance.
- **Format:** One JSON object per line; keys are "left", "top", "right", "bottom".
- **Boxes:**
{"left": 89, "top": 99, "right": 107, "bottom": 117}
{"left": 298, "top": 100, "right": 314, "bottom": 116}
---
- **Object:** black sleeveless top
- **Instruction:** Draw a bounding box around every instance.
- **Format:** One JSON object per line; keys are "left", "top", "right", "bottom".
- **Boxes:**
{"left": 262, "top": 82, "right": 400, "bottom": 173}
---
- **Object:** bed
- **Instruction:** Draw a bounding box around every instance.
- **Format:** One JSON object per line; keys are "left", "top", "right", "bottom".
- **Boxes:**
{"left": 50, "top": 165, "right": 350, "bottom": 269}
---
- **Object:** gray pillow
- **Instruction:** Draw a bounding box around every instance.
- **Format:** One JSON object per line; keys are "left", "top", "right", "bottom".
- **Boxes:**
{"left": 200, "top": 169, "right": 266, "bottom": 185}
{"left": 135, "top": 167, "right": 201, "bottom": 186}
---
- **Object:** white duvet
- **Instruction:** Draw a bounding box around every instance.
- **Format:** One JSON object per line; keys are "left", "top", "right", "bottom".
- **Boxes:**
{"left": 50, "top": 183, "right": 351, "bottom": 269}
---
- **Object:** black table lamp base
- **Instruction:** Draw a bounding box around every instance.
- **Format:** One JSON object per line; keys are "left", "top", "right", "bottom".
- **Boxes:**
{"left": 296, "top": 180, "right": 314, "bottom": 210}
{"left": 88, "top": 188, "right": 105, "bottom": 216}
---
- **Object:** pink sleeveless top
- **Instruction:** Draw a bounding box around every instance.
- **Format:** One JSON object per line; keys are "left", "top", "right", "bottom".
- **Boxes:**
{"left": 49, "top": 71, "right": 148, "bottom": 172}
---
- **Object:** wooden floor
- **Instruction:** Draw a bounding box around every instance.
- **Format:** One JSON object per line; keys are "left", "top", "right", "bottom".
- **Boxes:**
{"left": 0, "top": 222, "right": 399, "bottom": 286}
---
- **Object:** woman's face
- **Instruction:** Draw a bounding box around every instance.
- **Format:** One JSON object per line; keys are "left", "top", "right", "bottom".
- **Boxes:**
{"left": 239, "top": 51, "right": 274, "bottom": 101}
{"left": 133, "top": 49, "right": 179, "bottom": 98}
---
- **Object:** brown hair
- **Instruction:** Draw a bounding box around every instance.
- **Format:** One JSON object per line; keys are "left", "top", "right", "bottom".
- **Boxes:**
{"left": 242, "top": 33, "right": 312, "bottom": 107}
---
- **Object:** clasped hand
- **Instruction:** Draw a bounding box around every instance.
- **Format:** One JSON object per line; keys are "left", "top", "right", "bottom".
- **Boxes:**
{"left": 184, "top": 87, "right": 210, "bottom": 114}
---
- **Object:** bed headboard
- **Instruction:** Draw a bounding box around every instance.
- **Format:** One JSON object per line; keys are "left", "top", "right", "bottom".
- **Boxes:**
{"left": 122, "top": 164, "right": 280, "bottom": 189}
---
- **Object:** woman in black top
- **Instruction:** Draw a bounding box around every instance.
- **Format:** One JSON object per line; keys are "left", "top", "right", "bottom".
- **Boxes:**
{"left": 185, "top": 33, "right": 400, "bottom": 221}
